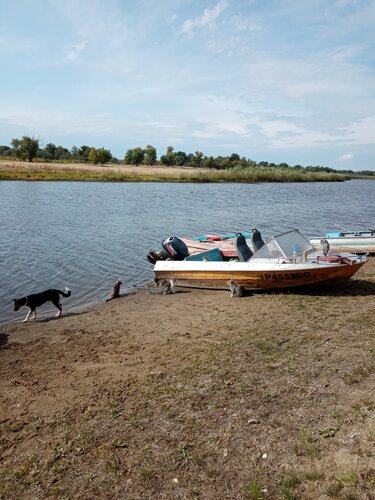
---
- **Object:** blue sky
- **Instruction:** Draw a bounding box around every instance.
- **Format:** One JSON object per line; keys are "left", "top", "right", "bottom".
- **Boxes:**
{"left": 1, "top": 0, "right": 375, "bottom": 170}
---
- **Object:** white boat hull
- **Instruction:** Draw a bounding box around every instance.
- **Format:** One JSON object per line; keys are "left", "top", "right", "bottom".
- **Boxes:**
{"left": 154, "top": 258, "right": 366, "bottom": 291}
{"left": 310, "top": 235, "right": 375, "bottom": 254}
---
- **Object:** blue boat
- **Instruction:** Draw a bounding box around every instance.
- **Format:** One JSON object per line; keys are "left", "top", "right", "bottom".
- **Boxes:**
{"left": 310, "top": 229, "right": 375, "bottom": 254}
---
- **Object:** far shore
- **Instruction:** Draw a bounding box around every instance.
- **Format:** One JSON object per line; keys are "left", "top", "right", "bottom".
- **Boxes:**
{"left": 1, "top": 257, "right": 375, "bottom": 498}
{"left": 0, "top": 159, "right": 354, "bottom": 183}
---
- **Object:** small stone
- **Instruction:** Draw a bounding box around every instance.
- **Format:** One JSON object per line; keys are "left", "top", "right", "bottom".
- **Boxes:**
{"left": 262, "top": 453, "right": 268, "bottom": 459}
{"left": 172, "top": 478, "right": 179, "bottom": 484}
{"left": 248, "top": 418, "right": 259, "bottom": 425}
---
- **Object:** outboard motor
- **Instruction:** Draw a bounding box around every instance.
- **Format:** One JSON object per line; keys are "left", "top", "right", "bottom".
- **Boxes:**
{"left": 147, "top": 247, "right": 170, "bottom": 264}
{"left": 147, "top": 236, "right": 189, "bottom": 264}
{"left": 252, "top": 228, "right": 265, "bottom": 251}
{"left": 162, "top": 236, "right": 189, "bottom": 260}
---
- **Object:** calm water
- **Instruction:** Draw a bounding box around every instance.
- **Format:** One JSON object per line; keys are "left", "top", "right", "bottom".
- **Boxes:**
{"left": 1, "top": 180, "right": 374, "bottom": 325}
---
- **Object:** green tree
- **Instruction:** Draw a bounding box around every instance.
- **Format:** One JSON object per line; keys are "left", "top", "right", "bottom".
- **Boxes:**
{"left": 44, "top": 143, "right": 57, "bottom": 160}
{"left": 88, "top": 147, "right": 111, "bottom": 165}
{"left": 144, "top": 145, "right": 157, "bottom": 165}
{"left": 132, "top": 147, "right": 144, "bottom": 166}
{"left": 203, "top": 156, "right": 217, "bottom": 169}
{"left": 245, "top": 158, "right": 257, "bottom": 168}
{"left": 11, "top": 136, "right": 39, "bottom": 162}
{"left": 124, "top": 149, "right": 133, "bottom": 164}
{"left": 215, "top": 156, "right": 230, "bottom": 169}
{"left": 70, "top": 146, "right": 79, "bottom": 160}
{"left": 0, "top": 145, "right": 12, "bottom": 157}
{"left": 160, "top": 146, "right": 175, "bottom": 166}
{"left": 78, "top": 145, "right": 91, "bottom": 162}
{"left": 191, "top": 151, "right": 203, "bottom": 168}
{"left": 55, "top": 145, "right": 71, "bottom": 160}
{"left": 96, "top": 148, "right": 112, "bottom": 166}
{"left": 88, "top": 148, "right": 98, "bottom": 164}
{"left": 124, "top": 147, "right": 144, "bottom": 165}
{"left": 174, "top": 151, "right": 188, "bottom": 166}
{"left": 229, "top": 153, "right": 240, "bottom": 166}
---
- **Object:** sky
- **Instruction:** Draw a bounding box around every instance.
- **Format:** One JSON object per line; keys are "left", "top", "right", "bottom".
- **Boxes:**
{"left": 0, "top": 0, "right": 375, "bottom": 170}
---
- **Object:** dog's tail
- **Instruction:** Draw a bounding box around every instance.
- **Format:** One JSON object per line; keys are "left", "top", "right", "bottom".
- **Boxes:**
{"left": 59, "top": 287, "right": 71, "bottom": 298}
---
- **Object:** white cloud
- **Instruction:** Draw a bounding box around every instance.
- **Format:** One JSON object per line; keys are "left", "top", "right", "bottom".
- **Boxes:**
{"left": 230, "top": 14, "right": 262, "bottom": 33}
{"left": 269, "top": 131, "right": 338, "bottom": 149}
{"left": 167, "top": 14, "right": 178, "bottom": 24}
{"left": 257, "top": 120, "right": 306, "bottom": 138}
{"left": 342, "top": 117, "right": 375, "bottom": 145}
{"left": 192, "top": 120, "right": 249, "bottom": 139}
{"left": 180, "top": 1, "right": 228, "bottom": 34}
{"left": 337, "top": 153, "right": 353, "bottom": 161}
{"left": 64, "top": 41, "right": 87, "bottom": 61}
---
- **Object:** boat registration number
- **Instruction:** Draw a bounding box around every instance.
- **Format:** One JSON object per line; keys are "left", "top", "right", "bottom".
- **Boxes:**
{"left": 263, "top": 271, "right": 311, "bottom": 282}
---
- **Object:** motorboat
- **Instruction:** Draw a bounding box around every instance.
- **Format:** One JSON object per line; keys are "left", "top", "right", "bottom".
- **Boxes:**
{"left": 310, "top": 229, "right": 375, "bottom": 254}
{"left": 149, "top": 229, "right": 367, "bottom": 291}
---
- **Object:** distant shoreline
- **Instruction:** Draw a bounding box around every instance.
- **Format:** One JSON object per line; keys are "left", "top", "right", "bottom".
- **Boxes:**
{"left": 0, "top": 160, "right": 354, "bottom": 183}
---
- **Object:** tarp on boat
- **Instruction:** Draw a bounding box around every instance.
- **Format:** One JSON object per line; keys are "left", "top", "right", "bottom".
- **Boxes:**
{"left": 252, "top": 229, "right": 315, "bottom": 260}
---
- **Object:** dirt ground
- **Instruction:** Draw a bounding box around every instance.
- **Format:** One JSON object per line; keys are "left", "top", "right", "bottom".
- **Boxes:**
{"left": 1, "top": 259, "right": 375, "bottom": 499}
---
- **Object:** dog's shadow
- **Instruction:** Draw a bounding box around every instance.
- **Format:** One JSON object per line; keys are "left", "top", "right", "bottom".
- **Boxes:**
{"left": 34, "top": 310, "right": 88, "bottom": 323}
{"left": 0, "top": 333, "right": 9, "bottom": 347}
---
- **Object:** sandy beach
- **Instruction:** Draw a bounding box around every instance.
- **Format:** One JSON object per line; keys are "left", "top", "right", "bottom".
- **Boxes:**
{"left": 1, "top": 258, "right": 375, "bottom": 499}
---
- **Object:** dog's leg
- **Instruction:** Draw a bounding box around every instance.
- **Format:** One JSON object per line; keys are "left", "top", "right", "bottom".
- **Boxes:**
{"left": 56, "top": 303, "right": 62, "bottom": 317}
{"left": 53, "top": 300, "right": 62, "bottom": 317}
{"left": 23, "top": 308, "right": 32, "bottom": 322}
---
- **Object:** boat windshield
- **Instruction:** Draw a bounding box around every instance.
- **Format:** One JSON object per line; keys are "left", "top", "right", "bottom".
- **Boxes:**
{"left": 251, "top": 229, "right": 315, "bottom": 260}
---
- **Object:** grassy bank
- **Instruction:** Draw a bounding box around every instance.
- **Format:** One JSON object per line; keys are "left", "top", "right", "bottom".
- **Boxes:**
{"left": 0, "top": 163, "right": 349, "bottom": 183}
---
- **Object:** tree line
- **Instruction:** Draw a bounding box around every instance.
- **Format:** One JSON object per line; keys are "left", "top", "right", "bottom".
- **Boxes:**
{"left": 0, "top": 135, "right": 373, "bottom": 176}
{"left": 0, "top": 137, "right": 113, "bottom": 166}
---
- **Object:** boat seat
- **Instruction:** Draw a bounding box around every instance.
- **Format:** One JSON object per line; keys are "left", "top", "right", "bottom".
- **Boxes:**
{"left": 185, "top": 248, "right": 223, "bottom": 262}
{"left": 251, "top": 228, "right": 265, "bottom": 251}
{"left": 234, "top": 233, "right": 253, "bottom": 262}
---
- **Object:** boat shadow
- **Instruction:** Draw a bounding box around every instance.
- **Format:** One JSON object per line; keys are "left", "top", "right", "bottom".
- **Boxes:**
{"left": 284, "top": 278, "right": 375, "bottom": 297}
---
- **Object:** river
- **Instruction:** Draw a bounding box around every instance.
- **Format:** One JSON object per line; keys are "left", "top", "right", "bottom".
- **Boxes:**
{"left": 1, "top": 179, "right": 374, "bottom": 325}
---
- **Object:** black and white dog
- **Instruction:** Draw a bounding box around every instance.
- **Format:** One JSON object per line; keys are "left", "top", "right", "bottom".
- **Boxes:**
{"left": 13, "top": 287, "right": 71, "bottom": 322}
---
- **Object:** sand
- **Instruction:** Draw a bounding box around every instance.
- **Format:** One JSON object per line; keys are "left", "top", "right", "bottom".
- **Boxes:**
{"left": 1, "top": 258, "right": 375, "bottom": 499}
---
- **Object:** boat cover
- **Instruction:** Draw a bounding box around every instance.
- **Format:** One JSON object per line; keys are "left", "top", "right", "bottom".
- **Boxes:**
{"left": 326, "top": 231, "right": 343, "bottom": 237}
